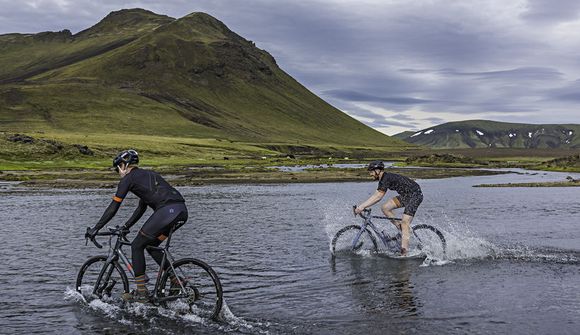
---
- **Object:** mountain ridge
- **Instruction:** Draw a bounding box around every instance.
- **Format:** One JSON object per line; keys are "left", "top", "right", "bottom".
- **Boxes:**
{"left": 0, "top": 9, "right": 173, "bottom": 84}
{"left": 394, "top": 120, "right": 580, "bottom": 149}
{"left": 0, "top": 8, "right": 409, "bottom": 159}
{"left": 75, "top": 8, "right": 174, "bottom": 37}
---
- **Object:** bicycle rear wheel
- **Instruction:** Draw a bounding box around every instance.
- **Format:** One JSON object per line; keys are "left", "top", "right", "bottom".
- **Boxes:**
{"left": 410, "top": 224, "right": 447, "bottom": 258}
{"left": 331, "top": 225, "right": 378, "bottom": 255}
{"left": 158, "top": 258, "right": 223, "bottom": 320}
{"left": 76, "top": 255, "right": 130, "bottom": 303}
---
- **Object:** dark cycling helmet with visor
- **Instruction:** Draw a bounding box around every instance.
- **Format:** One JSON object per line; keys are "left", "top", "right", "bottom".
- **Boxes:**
{"left": 113, "top": 149, "right": 139, "bottom": 171}
{"left": 367, "top": 160, "right": 385, "bottom": 171}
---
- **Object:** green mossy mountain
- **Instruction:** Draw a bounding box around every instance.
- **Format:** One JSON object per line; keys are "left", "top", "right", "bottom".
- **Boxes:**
{"left": 394, "top": 120, "right": 580, "bottom": 149}
{"left": 0, "top": 8, "right": 408, "bottom": 163}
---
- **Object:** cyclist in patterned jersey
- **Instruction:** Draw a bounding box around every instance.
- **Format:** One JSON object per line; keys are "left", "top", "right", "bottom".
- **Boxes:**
{"left": 86, "top": 150, "right": 188, "bottom": 303}
{"left": 354, "top": 161, "right": 424, "bottom": 256}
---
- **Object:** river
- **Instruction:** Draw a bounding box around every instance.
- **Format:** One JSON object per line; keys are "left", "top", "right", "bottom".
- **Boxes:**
{"left": 0, "top": 168, "right": 579, "bottom": 334}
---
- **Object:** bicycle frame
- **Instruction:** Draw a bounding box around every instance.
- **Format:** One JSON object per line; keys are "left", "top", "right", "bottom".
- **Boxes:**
{"left": 354, "top": 208, "right": 402, "bottom": 252}
{"left": 90, "top": 225, "right": 188, "bottom": 302}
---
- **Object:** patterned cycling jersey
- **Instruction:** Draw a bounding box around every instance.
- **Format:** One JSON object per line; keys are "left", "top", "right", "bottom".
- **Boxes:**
{"left": 377, "top": 172, "right": 421, "bottom": 196}
{"left": 113, "top": 168, "right": 184, "bottom": 210}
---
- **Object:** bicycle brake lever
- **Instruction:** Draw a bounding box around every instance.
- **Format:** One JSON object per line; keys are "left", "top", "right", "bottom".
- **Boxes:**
{"left": 91, "top": 237, "right": 103, "bottom": 249}
{"left": 353, "top": 205, "right": 357, "bottom": 216}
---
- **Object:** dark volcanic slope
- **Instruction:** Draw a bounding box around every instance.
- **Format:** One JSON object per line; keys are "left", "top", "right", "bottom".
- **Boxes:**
{"left": 395, "top": 120, "right": 580, "bottom": 149}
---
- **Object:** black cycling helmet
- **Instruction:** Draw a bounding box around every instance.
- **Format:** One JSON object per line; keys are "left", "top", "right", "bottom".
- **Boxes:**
{"left": 367, "top": 160, "right": 385, "bottom": 171}
{"left": 113, "top": 149, "right": 139, "bottom": 169}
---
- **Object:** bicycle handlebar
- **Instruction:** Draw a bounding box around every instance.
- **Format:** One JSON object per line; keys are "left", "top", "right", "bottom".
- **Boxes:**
{"left": 352, "top": 205, "right": 401, "bottom": 221}
{"left": 353, "top": 205, "right": 371, "bottom": 219}
{"left": 85, "top": 226, "right": 130, "bottom": 249}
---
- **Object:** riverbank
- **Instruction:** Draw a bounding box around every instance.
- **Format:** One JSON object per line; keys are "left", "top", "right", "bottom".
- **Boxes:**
{"left": 0, "top": 165, "right": 507, "bottom": 189}
{"left": 396, "top": 152, "right": 580, "bottom": 173}
{"left": 473, "top": 180, "right": 580, "bottom": 187}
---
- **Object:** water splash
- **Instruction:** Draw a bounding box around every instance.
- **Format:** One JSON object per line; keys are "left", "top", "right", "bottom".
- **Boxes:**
{"left": 495, "top": 245, "right": 580, "bottom": 264}
{"left": 216, "top": 300, "right": 272, "bottom": 334}
{"left": 64, "top": 288, "right": 271, "bottom": 334}
{"left": 323, "top": 205, "right": 501, "bottom": 265}
{"left": 63, "top": 287, "right": 87, "bottom": 304}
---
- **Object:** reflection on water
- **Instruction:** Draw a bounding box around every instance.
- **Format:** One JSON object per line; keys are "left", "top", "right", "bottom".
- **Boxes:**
{"left": 339, "top": 257, "right": 422, "bottom": 318}
{"left": 387, "top": 262, "right": 419, "bottom": 317}
{"left": 0, "top": 168, "right": 579, "bottom": 334}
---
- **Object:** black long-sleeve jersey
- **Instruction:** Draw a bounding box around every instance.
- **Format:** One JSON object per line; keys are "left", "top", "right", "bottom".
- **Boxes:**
{"left": 95, "top": 168, "right": 184, "bottom": 230}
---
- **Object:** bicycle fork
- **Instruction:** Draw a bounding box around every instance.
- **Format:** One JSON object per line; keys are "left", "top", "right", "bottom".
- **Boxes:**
{"left": 93, "top": 251, "right": 131, "bottom": 297}
{"left": 93, "top": 259, "right": 117, "bottom": 297}
{"left": 352, "top": 225, "right": 366, "bottom": 251}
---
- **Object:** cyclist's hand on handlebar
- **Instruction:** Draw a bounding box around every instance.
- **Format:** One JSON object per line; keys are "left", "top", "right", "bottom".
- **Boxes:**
{"left": 85, "top": 227, "right": 103, "bottom": 248}
{"left": 85, "top": 226, "right": 98, "bottom": 240}
{"left": 354, "top": 206, "right": 364, "bottom": 215}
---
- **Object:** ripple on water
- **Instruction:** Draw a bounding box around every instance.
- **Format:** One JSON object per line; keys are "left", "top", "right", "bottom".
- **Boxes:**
{"left": 1, "top": 175, "right": 579, "bottom": 334}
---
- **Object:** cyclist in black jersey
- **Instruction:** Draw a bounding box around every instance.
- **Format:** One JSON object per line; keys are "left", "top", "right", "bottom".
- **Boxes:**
{"left": 354, "top": 161, "right": 423, "bottom": 256}
{"left": 86, "top": 150, "right": 188, "bottom": 303}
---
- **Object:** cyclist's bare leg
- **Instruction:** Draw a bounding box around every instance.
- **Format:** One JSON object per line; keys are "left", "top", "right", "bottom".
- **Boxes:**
{"left": 381, "top": 197, "right": 402, "bottom": 229}
{"left": 400, "top": 214, "right": 415, "bottom": 255}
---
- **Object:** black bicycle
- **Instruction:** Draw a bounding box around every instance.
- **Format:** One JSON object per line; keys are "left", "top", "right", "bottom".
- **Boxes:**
{"left": 331, "top": 206, "right": 447, "bottom": 258}
{"left": 76, "top": 225, "right": 223, "bottom": 320}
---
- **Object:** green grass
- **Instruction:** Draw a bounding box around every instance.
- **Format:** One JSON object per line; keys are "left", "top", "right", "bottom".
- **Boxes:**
{"left": 1, "top": 9, "right": 412, "bottom": 167}
{"left": 0, "top": 9, "right": 172, "bottom": 83}
{"left": 0, "top": 128, "right": 416, "bottom": 171}
{"left": 6, "top": 9, "right": 575, "bottom": 176}
{"left": 0, "top": 10, "right": 406, "bottom": 147}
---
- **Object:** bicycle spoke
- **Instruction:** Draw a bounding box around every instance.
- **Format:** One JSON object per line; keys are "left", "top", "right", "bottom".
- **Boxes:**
{"left": 332, "top": 225, "right": 378, "bottom": 255}
{"left": 411, "top": 225, "right": 447, "bottom": 258}
{"left": 159, "top": 259, "right": 223, "bottom": 319}
{"left": 76, "top": 256, "right": 129, "bottom": 303}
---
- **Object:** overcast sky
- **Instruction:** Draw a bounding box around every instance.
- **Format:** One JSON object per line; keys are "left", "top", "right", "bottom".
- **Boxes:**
{"left": 1, "top": 0, "right": 579, "bottom": 134}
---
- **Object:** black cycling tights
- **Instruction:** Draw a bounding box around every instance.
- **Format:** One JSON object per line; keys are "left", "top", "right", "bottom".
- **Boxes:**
{"left": 131, "top": 203, "right": 188, "bottom": 279}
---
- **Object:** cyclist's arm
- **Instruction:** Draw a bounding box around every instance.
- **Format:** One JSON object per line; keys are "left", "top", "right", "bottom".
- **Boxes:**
{"left": 93, "top": 177, "right": 130, "bottom": 231}
{"left": 94, "top": 200, "right": 121, "bottom": 231}
{"left": 124, "top": 199, "right": 147, "bottom": 229}
{"left": 356, "top": 190, "right": 386, "bottom": 211}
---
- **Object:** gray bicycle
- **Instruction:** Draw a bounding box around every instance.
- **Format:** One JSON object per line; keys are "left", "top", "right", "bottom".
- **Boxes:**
{"left": 76, "top": 225, "right": 223, "bottom": 319}
{"left": 331, "top": 206, "right": 447, "bottom": 258}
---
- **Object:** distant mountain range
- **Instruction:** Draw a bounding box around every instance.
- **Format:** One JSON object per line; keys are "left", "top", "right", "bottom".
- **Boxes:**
{"left": 394, "top": 120, "right": 580, "bottom": 149}
{"left": 0, "top": 8, "right": 406, "bottom": 153}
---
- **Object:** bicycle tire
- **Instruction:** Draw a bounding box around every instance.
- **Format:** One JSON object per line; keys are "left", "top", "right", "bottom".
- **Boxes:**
{"left": 76, "top": 255, "right": 130, "bottom": 301}
{"left": 158, "top": 258, "right": 223, "bottom": 320}
{"left": 331, "top": 225, "right": 378, "bottom": 255}
{"left": 411, "top": 224, "right": 447, "bottom": 257}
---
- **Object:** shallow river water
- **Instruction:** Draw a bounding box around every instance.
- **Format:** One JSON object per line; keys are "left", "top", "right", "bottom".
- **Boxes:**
{"left": 1, "top": 168, "right": 579, "bottom": 334}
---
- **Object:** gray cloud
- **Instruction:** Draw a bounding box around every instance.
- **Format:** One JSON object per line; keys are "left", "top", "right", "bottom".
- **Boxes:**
{"left": 423, "top": 117, "right": 447, "bottom": 125}
{"left": 521, "top": 0, "right": 580, "bottom": 24}
{"left": 544, "top": 79, "right": 580, "bottom": 102}
{"left": 369, "top": 118, "right": 417, "bottom": 128}
{"left": 409, "top": 67, "right": 565, "bottom": 81}
{"left": 343, "top": 105, "right": 418, "bottom": 129}
{"left": 1, "top": 0, "right": 579, "bottom": 135}
{"left": 324, "top": 90, "right": 433, "bottom": 105}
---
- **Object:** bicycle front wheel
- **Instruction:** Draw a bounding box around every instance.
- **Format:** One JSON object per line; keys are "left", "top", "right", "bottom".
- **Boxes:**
{"left": 76, "top": 255, "right": 130, "bottom": 303}
{"left": 411, "top": 224, "right": 447, "bottom": 258}
{"left": 158, "top": 258, "right": 223, "bottom": 320}
{"left": 331, "top": 225, "right": 378, "bottom": 255}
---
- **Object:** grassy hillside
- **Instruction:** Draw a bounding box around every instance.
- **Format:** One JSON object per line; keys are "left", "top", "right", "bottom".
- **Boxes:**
{"left": 0, "top": 9, "right": 173, "bottom": 84}
{"left": 0, "top": 9, "right": 411, "bottom": 168}
{"left": 395, "top": 120, "right": 580, "bottom": 149}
